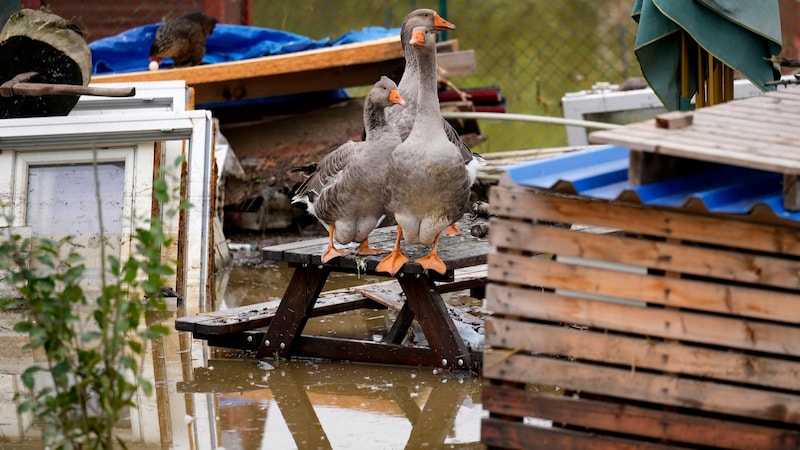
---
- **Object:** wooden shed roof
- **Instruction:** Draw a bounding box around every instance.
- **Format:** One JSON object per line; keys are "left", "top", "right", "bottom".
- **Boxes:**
{"left": 589, "top": 85, "right": 800, "bottom": 175}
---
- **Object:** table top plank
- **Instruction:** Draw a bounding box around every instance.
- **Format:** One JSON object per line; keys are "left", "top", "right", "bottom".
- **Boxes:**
{"left": 261, "top": 216, "right": 490, "bottom": 279}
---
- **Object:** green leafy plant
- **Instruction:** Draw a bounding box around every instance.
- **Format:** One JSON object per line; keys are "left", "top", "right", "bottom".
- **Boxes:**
{"left": 0, "top": 156, "right": 187, "bottom": 449}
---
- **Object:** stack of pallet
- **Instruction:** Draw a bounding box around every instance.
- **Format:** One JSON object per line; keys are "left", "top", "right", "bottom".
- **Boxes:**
{"left": 481, "top": 173, "right": 800, "bottom": 448}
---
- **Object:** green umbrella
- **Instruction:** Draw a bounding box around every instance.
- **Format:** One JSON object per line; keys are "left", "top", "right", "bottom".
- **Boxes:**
{"left": 632, "top": 0, "right": 782, "bottom": 111}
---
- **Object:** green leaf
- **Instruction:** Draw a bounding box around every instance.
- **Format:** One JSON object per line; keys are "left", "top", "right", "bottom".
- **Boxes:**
{"left": 17, "top": 400, "right": 34, "bottom": 414}
{"left": 51, "top": 360, "right": 70, "bottom": 380}
{"left": 21, "top": 366, "right": 41, "bottom": 389}
{"left": 82, "top": 330, "right": 103, "bottom": 342}
{"left": 148, "top": 324, "right": 171, "bottom": 337}
{"left": 128, "top": 340, "right": 142, "bottom": 354}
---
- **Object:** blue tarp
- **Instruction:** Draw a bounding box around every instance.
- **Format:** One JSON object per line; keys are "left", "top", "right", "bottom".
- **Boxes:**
{"left": 89, "top": 23, "right": 400, "bottom": 75}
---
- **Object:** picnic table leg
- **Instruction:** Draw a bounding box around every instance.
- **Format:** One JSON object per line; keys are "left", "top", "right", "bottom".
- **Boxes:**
{"left": 397, "top": 274, "right": 472, "bottom": 369}
{"left": 257, "top": 264, "right": 331, "bottom": 358}
{"left": 384, "top": 301, "right": 415, "bottom": 345}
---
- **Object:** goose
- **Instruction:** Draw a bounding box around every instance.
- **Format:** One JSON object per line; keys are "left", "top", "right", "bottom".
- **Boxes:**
{"left": 387, "top": 9, "right": 455, "bottom": 141}
{"left": 292, "top": 76, "right": 405, "bottom": 263}
{"left": 387, "top": 9, "right": 484, "bottom": 235}
{"left": 376, "top": 26, "right": 471, "bottom": 276}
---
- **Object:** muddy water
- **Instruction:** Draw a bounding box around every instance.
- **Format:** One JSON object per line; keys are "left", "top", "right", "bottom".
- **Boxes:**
{"left": 0, "top": 244, "right": 487, "bottom": 449}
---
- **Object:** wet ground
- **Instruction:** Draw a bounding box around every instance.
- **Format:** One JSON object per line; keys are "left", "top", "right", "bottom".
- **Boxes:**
{"left": 0, "top": 225, "right": 488, "bottom": 449}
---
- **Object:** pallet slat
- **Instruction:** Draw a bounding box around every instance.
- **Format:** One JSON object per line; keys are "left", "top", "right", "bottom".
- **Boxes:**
{"left": 485, "top": 319, "right": 800, "bottom": 392}
{"left": 486, "top": 282, "right": 800, "bottom": 357}
{"left": 481, "top": 417, "right": 673, "bottom": 450}
{"left": 488, "top": 250, "right": 800, "bottom": 325}
{"left": 489, "top": 185, "right": 800, "bottom": 256}
{"left": 491, "top": 217, "right": 800, "bottom": 292}
{"left": 483, "top": 351, "right": 800, "bottom": 424}
{"left": 482, "top": 385, "right": 800, "bottom": 449}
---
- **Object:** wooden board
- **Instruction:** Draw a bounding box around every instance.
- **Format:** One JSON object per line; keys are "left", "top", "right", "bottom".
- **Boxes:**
{"left": 589, "top": 85, "right": 800, "bottom": 175}
{"left": 92, "top": 36, "right": 476, "bottom": 105}
{"left": 482, "top": 385, "right": 800, "bottom": 449}
{"left": 483, "top": 351, "right": 800, "bottom": 424}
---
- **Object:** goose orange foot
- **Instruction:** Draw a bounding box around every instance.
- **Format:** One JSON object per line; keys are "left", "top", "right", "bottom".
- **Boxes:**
{"left": 376, "top": 226, "right": 408, "bottom": 275}
{"left": 321, "top": 245, "right": 350, "bottom": 263}
{"left": 414, "top": 252, "right": 447, "bottom": 275}
{"left": 354, "top": 238, "right": 390, "bottom": 256}
{"left": 321, "top": 226, "right": 351, "bottom": 263}
{"left": 376, "top": 249, "right": 409, "bottom": 275}
{"left": 444, "top": 223, "right": 460, "bottom": 236}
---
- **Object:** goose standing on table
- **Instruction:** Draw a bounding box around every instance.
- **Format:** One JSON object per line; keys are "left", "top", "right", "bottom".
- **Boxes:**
{"left": 292, "top": 76, "right": 405, "bottom": 263}
{"left": 376, "top": 26, "right": 471, "bottom": 276}
{"left": 387, "top": 9, "right": 484, "bottom": 235}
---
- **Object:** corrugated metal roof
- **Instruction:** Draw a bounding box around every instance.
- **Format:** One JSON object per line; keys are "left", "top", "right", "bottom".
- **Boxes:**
{"left": 504, "top": 144, "right": 800, "bottom": 222}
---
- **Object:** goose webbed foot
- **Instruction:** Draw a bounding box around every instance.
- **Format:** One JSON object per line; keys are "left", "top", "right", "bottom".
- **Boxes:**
{"left": 354, "top": 238, "right": 390, "bottom": 256}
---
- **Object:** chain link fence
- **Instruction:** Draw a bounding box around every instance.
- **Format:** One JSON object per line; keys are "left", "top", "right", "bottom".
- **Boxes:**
{"left": 251, "top": 0, "right": 642, "bottom": 151}
{"left": 9, "top": 0, "right": 800, "bottom": 151}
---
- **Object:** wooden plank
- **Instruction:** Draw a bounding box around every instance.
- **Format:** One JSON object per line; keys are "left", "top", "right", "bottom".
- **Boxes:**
{"left": 488, "top": 252, "right": 800, "bottom": 325}
{"left": 784, "top": 174, "right": 800, "bottom": 212}
{"left": 262, "top": 217, "right": 488, "bottom": 279}
{"left": 594, "top": 120, "right": 800, "bottom": 162}
{"left": 485, "top": 319, "right": 800, "bottom": 391}
{"left": 655, "top": 111, "right": 693, "bottom": 129}
{"left": 482, "top": 385, "right": 800, "bottom": 449}
{"left": 628, "top": 150, "right": 718, "bottom": 185}
{"left": 485, "top": 282, "right": 800, "bottom": 357}
{"left": 614, "top": 121, "right": 800, "bottom": 160}
{"left": 491, "top": 218, "right": 800, "bottom": 292}
{"left": 292, "top": 335, "right": 445, "bottom": 368}
{"left": 482, "top": 351, "right": 800, "bottom": 424}
{"left": 175, "top": 292, "right": 378, "bottom": 336}
{"left": 489, "top": 186, "right": 800, "bottom": 256}
{"left": 93, "top": 36, "right": 405, "bottom": 105}
{"left": 481, "top": 418, "right": 672, "bottom": 450}
{"left": 590, "top": 123, "right": 800, "bottom": 174}
{"left": 93, "top": 36, "right": 475, "bottom": 106}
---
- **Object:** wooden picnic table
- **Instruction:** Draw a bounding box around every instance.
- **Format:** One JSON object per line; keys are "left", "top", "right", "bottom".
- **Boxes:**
{"left": 176, "top": 215, "right": 489, "bottom": 371}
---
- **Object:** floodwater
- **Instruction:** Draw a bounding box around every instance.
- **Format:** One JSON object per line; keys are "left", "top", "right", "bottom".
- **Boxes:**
{"left": 0, "top": 240, "right": 487, "bottom": 449}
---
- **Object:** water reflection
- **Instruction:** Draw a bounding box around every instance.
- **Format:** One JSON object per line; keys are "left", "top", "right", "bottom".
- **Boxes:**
{"left": 0, "top": 257, "right": 486, "bottom": 449}
{"left": 181, "top": 359, "right": 483, "bottom": 449}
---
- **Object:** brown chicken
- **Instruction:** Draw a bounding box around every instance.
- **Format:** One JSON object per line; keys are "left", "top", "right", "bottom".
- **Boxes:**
{"left": 149, "top": 12, "right": 217, "bottom": 67}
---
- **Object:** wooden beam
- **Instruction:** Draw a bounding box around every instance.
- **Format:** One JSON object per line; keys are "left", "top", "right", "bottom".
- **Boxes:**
{"left": 92, "top": 36, "right": 476, "bottom": 105}
{"left": 482, "top": 385, "right": 800, "bottom": 449}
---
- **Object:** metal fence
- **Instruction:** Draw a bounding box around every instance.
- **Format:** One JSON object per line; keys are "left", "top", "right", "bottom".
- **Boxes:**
{"left": 9, "top": 0, "right": 800, "bottom": 151}
{"left": 250, "top": 0, "right": 643, "bottom": 151}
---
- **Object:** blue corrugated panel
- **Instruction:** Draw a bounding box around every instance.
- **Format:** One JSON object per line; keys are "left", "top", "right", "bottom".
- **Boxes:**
{"left": 504, "top": 144, "right": 800, "bottom": 222}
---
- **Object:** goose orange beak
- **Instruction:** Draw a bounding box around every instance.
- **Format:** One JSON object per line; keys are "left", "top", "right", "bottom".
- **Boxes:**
{"left": 389, "top": 89, "right": 405, "bottom": 106}
{"left": 410, "top": 29, "right": 426, "bottom": 47}
{"left": 433, "top": 13, "right": 456, "bottom": 31}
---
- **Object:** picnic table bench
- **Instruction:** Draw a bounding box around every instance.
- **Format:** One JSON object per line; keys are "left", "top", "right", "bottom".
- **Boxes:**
{"left": 176, "top": 216, "right": 489, "bottom": 371}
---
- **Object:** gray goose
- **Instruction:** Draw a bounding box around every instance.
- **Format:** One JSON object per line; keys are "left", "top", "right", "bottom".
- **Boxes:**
{"left": 386, "top": 9, "right": 484, "bottom": 235}
{"left": 376, "top": 26, "right": 471, "bottom": 276}
{"left": 292, "top": 76, "right": 405, "bottom": 263}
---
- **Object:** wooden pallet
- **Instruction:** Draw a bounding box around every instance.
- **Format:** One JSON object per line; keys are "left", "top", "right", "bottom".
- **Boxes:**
{"left": 481, "top": 177, "right": 800, "bottom": 449}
